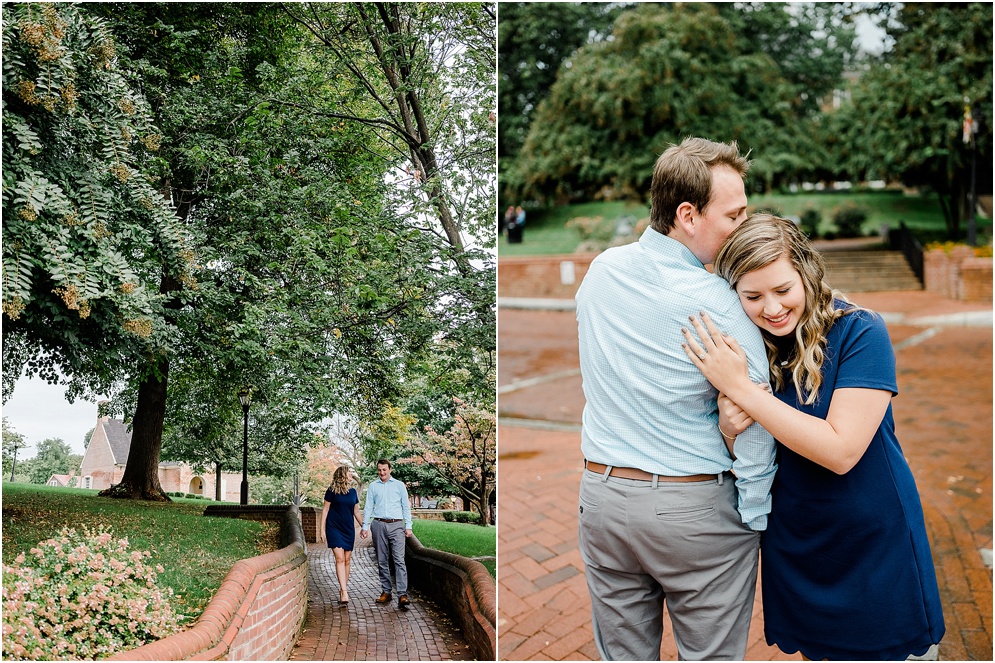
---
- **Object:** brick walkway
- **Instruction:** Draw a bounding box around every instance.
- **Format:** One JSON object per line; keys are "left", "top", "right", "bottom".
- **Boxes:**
{"left": 497, "top": 291, "right": 992, "bottom": 660}
{"left": 290, "top": 535, "right": 472, "bottom": 661}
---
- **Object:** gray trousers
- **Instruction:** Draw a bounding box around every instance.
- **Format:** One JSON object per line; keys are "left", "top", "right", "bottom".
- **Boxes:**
{"left": 371, "top": 520, "right": 408, "bottom": 595}
{"left": 578, "top": 469, "right": 760, "bottom": 661}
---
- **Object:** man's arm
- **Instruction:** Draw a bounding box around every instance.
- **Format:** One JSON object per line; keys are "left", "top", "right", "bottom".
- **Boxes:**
{"left": 361, "top": 484, "right": 375, "bottom": 534}
{"left": 399, "top": 482, "right": 413, "bottom": 536}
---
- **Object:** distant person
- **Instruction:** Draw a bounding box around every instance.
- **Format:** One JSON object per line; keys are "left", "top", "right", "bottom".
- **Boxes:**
{"left": 360, "top": 459, "right": 413, "bottom": 611}
{"left": 507, "top": 205, "right": 525, "bottom": 244}
{"left": 319, "top": 466, "right": 362, "bottom": 604}
{"left": 682, "top": 213, "right": 945, "bottom": 660}
{"left": 575, "top": 137, "right": 776, "bottom": 660}
{"left": 502, "top": 205, "right": 516, "bottom": 235}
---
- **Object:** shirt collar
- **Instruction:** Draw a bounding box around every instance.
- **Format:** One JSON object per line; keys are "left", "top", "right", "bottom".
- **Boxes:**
{"left": 638, "top": 226, "right": 705, "bottom": 270}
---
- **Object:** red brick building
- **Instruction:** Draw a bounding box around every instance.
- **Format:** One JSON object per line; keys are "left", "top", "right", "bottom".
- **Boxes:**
{"left": 78, "top": 411, "right": 242, "bottom": 501}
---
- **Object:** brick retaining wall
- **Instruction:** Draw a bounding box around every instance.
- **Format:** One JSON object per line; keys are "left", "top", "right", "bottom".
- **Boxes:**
{"left": 405, "top": 534, "right": 496, "bottom": 661}
{"left": 111, "top": 507, "right": 307, "bottom": 661}
{"left": 499, "top": 254, "right": 598, "bottom": 299}
{"left": 924, "top": 247, "right": 994, "bottom": 302}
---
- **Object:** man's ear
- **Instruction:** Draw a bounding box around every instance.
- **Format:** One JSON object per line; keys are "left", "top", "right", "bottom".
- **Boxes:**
{"left": 675, "top": 201, "right": 697, "bottom": 236}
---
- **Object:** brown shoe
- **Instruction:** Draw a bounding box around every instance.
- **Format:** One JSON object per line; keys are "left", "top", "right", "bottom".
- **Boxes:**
{"left": 375, "top": 592, "right": 391, "bottom": 604}
{"left": 398, "top": 594, "right": 411, "bottom": 610}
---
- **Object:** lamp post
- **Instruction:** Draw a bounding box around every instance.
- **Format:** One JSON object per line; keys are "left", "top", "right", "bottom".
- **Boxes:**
{"left": 238, "top": 387, "right": 251, "bottom": 505}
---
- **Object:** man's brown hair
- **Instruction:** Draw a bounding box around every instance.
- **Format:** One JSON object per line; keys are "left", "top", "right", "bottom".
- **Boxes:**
{"left": 648, "top": 137, "right": 750, "bottom": 234}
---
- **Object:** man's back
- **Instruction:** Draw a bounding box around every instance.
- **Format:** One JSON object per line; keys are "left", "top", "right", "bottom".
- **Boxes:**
{"left": 577, "top": 227, "right": 774, "bottom": 529}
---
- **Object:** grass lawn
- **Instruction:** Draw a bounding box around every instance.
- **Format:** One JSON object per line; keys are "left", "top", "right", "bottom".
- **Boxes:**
{"left": 1, "top": 483, "right": 279, "bottom": 622}
{"left": 412, "top": 518, "right": 496, "bottom": 577}
{"left": 500, "top": 190, "right": 992, "bottom": 257}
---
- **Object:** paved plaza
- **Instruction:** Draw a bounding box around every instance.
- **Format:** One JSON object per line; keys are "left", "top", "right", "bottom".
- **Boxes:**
{"left": 497, "top": 291, "right": 993, "bottom": 661}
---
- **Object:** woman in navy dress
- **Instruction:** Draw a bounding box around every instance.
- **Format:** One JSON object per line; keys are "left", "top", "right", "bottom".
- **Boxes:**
{"left": 319, "top": 466, "right": 362, "bottom": 603}
{"left": 681, "top": 214, "right": 944, "bottom": 660}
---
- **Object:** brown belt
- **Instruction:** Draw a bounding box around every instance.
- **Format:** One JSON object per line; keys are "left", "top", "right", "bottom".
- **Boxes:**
{"left": 584, "top": 460, "right": 716, "bottom": 483}
{"left": 374, "top": 518, "right": 402, "bottom": 523}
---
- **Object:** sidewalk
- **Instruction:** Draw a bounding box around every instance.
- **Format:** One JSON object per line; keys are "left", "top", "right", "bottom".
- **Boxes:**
{"left": 497, "top": 291, "right": 993, "bottom": 660}
{"left": 290, "top": 535, "right": 472, "bottom": 661}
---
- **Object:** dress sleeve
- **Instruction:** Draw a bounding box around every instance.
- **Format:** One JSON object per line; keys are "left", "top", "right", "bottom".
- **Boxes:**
{"left": 834, "top": 310, "right": 898, "bottom": 395}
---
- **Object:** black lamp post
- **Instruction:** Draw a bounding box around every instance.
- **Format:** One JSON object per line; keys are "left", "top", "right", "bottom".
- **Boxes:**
{"left": 238, "top": 387, "right": 251, "bottom": 505}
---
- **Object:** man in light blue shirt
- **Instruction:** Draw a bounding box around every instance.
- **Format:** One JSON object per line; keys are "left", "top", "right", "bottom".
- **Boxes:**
{"left": 576, "top": 137, "right": 776, "bottom": 660}
{"left": 360, "top": 458, "right": 413, "bottom": 610}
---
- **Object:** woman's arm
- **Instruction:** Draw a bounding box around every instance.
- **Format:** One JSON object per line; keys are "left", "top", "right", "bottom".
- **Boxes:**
{"left": 683, "top": 313, "right": 890, "bottom": 475}
{"left": 353, "top": 503, "right": 362, "bottom": 525}
{"left": 319, "top": 501, "right": 330, "bottom": 543}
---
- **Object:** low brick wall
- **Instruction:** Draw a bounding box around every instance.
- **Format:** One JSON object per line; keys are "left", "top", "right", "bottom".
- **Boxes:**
{"left": 405, "top": 534, "right": 496, "bottom": 661}
{"left": 924, "top": 247, "right": 994, "bottom": 302}
{"left": 112, "top": 506, "right": 307, "bottom": 661}
{"left": 499, "top": 254, "right": 599, "bottom": 299}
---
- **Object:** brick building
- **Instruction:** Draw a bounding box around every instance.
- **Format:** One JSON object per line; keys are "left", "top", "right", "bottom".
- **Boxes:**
{"left": 78, "top": 410, "right": 242, "bottom": 501}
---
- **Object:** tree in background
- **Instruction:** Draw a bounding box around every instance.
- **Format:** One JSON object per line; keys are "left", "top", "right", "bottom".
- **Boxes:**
{"left": 409, "top": 398, "right": 495, "bottom": 526}
{"left": 503, "top": 4, "right": 826, "bottom": 206}
{"left": 498, "top": 2, "right": 622, "bottom": 161}
{"left": 2, "top": 418, "right": 30, "bottom": 482}
{"left": 26, "top": 438, "right": 81, "bottom": 485}
{"left": 500, "top": 3, "right": 857, "bottom": 205}
{"left": 826, "top": 3, "right": 993, "bottom": 239}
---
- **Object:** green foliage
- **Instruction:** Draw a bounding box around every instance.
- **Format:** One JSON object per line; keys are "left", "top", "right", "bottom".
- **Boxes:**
{"left": 2, "top": 418, "right": 29, "bottom": 481}
{"left": 832, "top": 205, "right": 870, "bottom": 238}
{"left": 25, "top": 438, "right": 77, "bottom": 484}
{"left": 800, "top": 208, "right": 823, "bottom": 239}
{"left": 827, "top": 3, "right": 993, "bottom": 238}
{"left": 498, "top": 2, "right": 622, "bottom": 160}
{"left": 2, "top": 3, "right": 195, "bottom": 403}
{"left": 2, "top": 527, "right": 180, "bottom": 660}
{"left": 503, "top": 3, "right": 818, "bottom": 206}
{"left": 441, "top": 510, "right": 482, "bottom": 525}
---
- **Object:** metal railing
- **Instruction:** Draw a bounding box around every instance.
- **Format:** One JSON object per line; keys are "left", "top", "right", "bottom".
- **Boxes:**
{"left": 889, "top": 221, "right": 925, "bottom": 285}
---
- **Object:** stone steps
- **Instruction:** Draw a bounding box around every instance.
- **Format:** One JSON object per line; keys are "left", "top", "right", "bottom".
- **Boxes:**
{"left": 821, "top": 250, "right": 922, "bottom": 293}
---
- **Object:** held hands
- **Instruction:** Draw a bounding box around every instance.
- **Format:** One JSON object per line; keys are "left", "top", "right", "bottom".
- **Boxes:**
{"left": 360, "top": 529, "right": 369, "bottom": 539}
{"left": 682, "top": 311, "right": 756, "bottom": 399}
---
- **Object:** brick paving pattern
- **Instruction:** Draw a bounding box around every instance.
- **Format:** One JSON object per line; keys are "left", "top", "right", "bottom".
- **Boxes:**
{"left": 290, "top": 535, "right": 472, "bottom": 661}
{"left": 497, "top": 291, "right": 992, "bottom": 661}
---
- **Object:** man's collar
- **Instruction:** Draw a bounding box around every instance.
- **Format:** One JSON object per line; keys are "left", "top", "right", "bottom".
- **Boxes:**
{"left": 638, "top": 227, "right": 705, "bottom": 269}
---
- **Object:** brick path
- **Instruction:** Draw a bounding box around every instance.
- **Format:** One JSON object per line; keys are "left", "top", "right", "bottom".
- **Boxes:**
{"left": 290, "top": 535, "right": 472, "bottom": 661}
{"left": 497, "top": 291, "right": 992, "bottom": 660}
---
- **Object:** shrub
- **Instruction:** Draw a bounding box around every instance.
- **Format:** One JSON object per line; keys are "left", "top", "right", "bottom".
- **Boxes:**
{"left": 832, "top": 205, "right": 868, "bottom": 238}
{"left": 2, "top": 527, "right": 180, "bottom": 660}
{"left": 800, "top": 208, "right": 821, "bottom": 238}
{"left": 441, "top": 510, "right": 482, "bottom": 524}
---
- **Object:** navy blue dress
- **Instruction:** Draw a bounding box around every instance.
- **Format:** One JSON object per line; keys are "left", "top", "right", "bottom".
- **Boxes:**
{"left": 762, "top": 304, "right": 945, "bottom": 660}
{"left": 324, "top": 487, "right": 359, "bottom": 551}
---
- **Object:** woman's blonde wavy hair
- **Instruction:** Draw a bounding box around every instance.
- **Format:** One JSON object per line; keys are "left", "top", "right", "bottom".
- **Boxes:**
{"left": 329, "top": 465, "right": 352, "bottom": 495}
{"left": 713, "top": 213, "right": 859, "bottom": 405}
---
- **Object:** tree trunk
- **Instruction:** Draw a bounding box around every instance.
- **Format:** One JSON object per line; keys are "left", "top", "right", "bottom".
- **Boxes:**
{"left": 215, "top": 460, "right": 223, "bottom": 501}
{"left": 98, "top": 358, "right": 171, "bottom": 501}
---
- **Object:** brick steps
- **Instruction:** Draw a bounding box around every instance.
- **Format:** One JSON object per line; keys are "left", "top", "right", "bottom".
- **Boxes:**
{"left": 821, "top": 250, "right": 922, "bottom": 293}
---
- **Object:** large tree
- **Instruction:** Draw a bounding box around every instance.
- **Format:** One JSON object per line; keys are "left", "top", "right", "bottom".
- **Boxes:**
{"left": 504, "top": 3, "right": 820, "bottom": 205}
{"left": 2, "top": 3, "right": 194, "bottom": 408}
{"left": 497, "top": 2, "right": 622, "bottom": 161}
{"left": 827, "top": 2, "right": 993, "bottom": 239}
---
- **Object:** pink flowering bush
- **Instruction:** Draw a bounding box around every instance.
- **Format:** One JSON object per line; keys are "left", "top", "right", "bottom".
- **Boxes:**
{"left": 2, "top": 526, "right": 180, "bottom": 660}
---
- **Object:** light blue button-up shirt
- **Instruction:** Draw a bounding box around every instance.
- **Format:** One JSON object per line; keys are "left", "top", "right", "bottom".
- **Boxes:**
{"left": 576, "top": 227, "right": 777, "bottom": 530}
{"left": 362, "top": 477, "right": 413, "bottom": 530}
